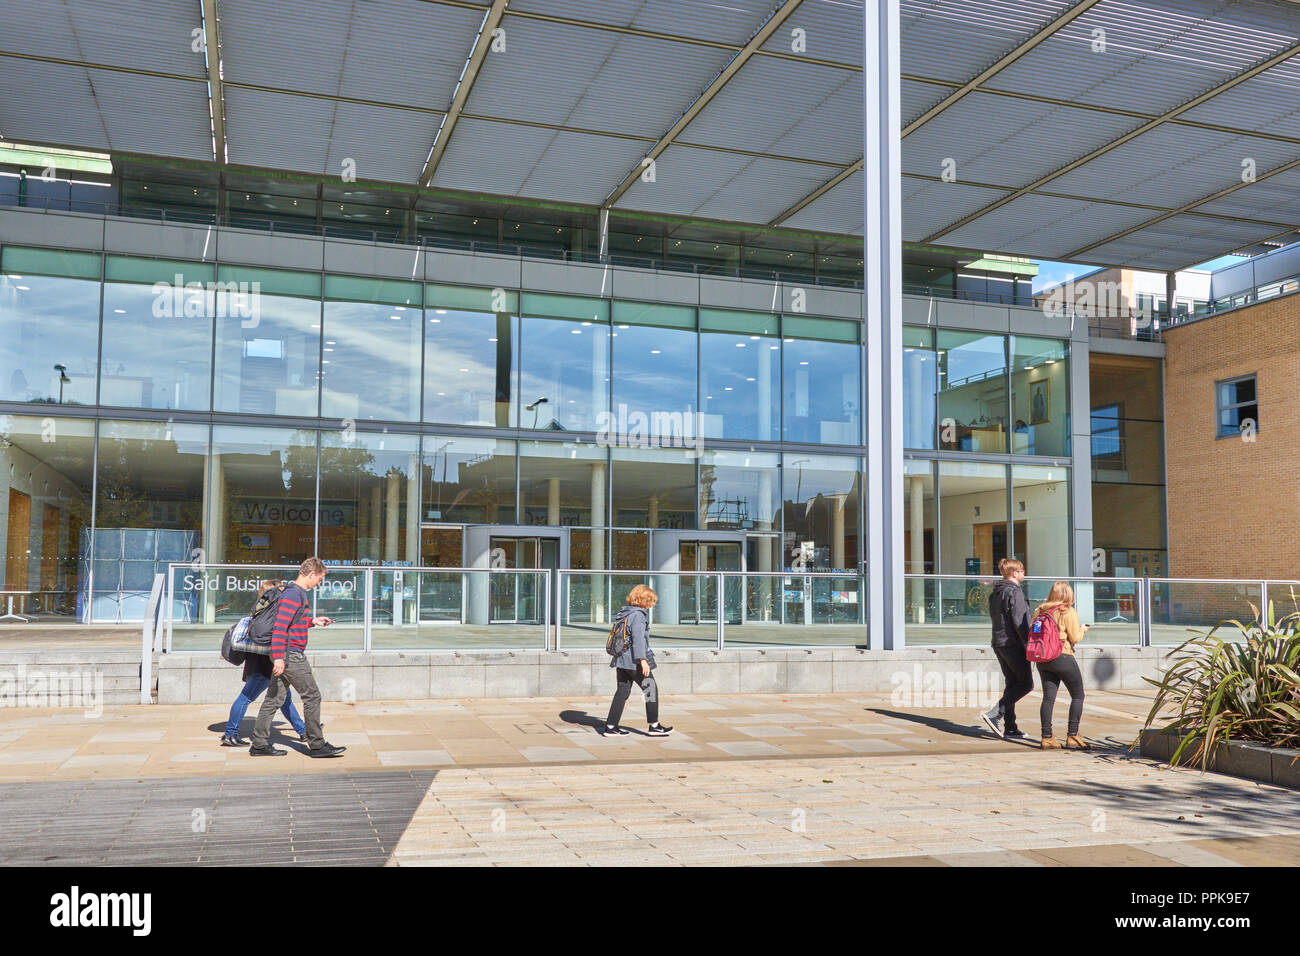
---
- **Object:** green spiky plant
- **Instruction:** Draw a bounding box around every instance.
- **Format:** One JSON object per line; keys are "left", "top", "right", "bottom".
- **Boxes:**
{"left": 1139, "top": 599, "right": 1300, "bottom": 770}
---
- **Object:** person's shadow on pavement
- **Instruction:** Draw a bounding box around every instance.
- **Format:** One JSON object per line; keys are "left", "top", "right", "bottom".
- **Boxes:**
{"left": 865, "top": 707, "right": 1038, "bottom": 746}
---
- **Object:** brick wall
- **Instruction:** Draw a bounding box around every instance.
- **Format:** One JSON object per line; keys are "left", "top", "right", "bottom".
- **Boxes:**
{"left": 1163, "top": 296, "right": 1300, "bottom": 580}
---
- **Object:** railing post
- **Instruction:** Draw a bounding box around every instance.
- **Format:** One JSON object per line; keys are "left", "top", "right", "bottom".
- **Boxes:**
{"left": 1141, "top": 577, "right": 1152, "bottom": 647}
{"left": 555, "top": 571, "right": 564, "bottom": 651}
{"left": 363, "top": 568, "right": 373, "bottom": 652}
{"left": 1260, "top": 580, "right": 1269, "bottom": 623}
{"left": 544, "top": 569, "right": 552, "bottom": 652}
{"left": 716, "top": 572, "right": 725, "bottom": 650}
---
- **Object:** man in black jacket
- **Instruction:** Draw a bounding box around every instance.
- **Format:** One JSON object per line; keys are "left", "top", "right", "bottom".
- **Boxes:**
{"left": 981, "top": 558, "right": 1033, "bottom": 739}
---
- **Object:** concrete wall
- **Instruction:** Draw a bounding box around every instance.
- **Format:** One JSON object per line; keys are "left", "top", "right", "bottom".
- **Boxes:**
{"left": 157, "top": 645, "right": 1170, "bottom": 704}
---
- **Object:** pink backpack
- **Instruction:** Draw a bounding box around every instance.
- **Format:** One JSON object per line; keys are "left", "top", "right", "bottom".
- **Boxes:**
{"left": 1026, "top": 610, "right": 1064, "bottom": 662}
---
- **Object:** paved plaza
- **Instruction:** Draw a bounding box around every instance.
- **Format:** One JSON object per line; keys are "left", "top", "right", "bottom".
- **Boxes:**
{"left": 0, "top": 686, "right": 1296, "bottom": 866}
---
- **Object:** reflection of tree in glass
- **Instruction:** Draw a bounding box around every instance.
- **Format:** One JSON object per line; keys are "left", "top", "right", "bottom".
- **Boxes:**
{"left": 95, "top": 437, "right": 202, "bottom": 531}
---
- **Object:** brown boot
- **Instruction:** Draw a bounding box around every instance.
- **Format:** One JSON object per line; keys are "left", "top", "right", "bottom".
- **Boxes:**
{"left": 1040, "top": 736, "right": 1063, "bottom": 749}
{"left": 1066, "top": 734, "right": 1090, "bottom": 751}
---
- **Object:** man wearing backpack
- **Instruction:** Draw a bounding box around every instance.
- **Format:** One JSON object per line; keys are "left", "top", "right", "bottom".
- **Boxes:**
{"left": 603, "top": 585, "right": 672, "bottom": 737}
{"left": 980, "top": 558, "right": 1033, "bottom": 739}
{"left": 249, "top": 557, "right": 347, "bottom": 758}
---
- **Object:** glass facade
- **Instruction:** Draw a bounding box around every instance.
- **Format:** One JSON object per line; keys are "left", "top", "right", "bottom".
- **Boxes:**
{"left": 0, "top": 242, "right": 1086, "bottom": 623}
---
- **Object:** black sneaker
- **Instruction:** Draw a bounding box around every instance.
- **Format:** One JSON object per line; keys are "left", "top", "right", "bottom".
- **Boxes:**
{"left": 249, "top": 744, "right": 287, "bottom": 756}
{"left": 299, "top": 733, "right": 309, "bottom": 743}
{"left": 979, "top": 710, "right": 1004, "bottom": 739}
{"left": 1004, "top": 728, "right": 1027, "bottom": 739}
{"left": 220, "top": 734, "right": 249, "bottom": 747}
{"left": 647, "top": 724, "right": 673, "bottom": 736}
{"left": 308, "top": 743, "right": 346, "bottom": 758}
{"left": 603, "top": 725, "right": 630, "bottom": 736}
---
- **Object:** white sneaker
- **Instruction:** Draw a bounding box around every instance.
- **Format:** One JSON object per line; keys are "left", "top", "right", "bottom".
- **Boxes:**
{"left": 979, "top": 710, "right": 1004, "bottom": 738}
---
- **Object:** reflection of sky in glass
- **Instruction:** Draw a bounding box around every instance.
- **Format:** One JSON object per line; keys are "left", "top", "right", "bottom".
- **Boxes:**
{"left": 699, "top": 331, "right": 779, "bottom": 441}
{"left": 214, "top": 294, "right": 320, "bottom": 414}
{"left": 321, "top": 301, "right": 420, "bottom": 422}
{"left": 519, "top": 317, "right": 608, "bottom": 432}
{"left": 782, "top": 339, "right": 859, "bottom": 444}
{"left": 101, "top": 283, "right": 213, "bottom": 411}
{"left": 425, "top": 309, "right": 513, "bottom": 426}
{"left": 943, "top": 337, "right": 1004, "bottom": 385}
{"left": 611, "top": 324, "right": 696, "bottom": 433}
{"left": 0, "top": 274, "right": 100, "bottom": 405}
{"left": 903, "top": 346, "right": 936, "bottom": 449}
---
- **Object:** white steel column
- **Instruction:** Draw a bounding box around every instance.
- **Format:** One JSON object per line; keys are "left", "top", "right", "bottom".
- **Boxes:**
{"left": 864, "top": 0, "right": 904, "bottom": 649}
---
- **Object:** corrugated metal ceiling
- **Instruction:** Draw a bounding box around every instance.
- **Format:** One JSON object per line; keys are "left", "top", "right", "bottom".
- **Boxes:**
{"left": 4, "top": 0, "right": 1300, "bottom": 269}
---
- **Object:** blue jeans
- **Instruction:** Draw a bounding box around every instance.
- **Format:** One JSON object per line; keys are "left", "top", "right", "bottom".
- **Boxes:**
{"left": 225, "top": 674, "right": 306, "bottom": 737}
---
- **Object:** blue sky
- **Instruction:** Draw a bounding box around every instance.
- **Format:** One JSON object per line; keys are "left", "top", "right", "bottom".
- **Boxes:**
{"left": 1031, "top": 254, "right": 1248, "bottom": 294}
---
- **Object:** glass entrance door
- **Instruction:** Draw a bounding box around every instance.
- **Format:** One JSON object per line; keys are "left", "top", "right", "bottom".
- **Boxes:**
{"left": 489, "top": 535, "right": 559, "bottom": 624}
{"left": 678, "top": 540, "right": 742, "bottom": 624}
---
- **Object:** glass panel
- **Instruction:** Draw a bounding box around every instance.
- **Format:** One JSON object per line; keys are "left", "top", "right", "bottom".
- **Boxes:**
{"left": 1010, "top": 336, "right": 1069, "bottom": 456}
{"left": 93, "top": 419, "right": 206, "bottom": 622}
{"left": 424, "top": 285, "right": 517, "bottom": 427}
{"left": 0, "top": 270, "right": 100, "bottom": 405}
{"left": 611, "top": 447, "right": 695, "bottom": 529}
{"left": 0, "top": 415, "right": 95, "bottom": 619}
{"left": 1092, "top": 485, "right": 1166, "bottom": 578}
{"left": 321, "top": 277, "right": 421, "bottom": 422}
{"left": 318, "top": 429, "right": 420, "bottom": 566}
{"left": 1012, "top": 464, "right": 1070, "bottom": 577}
{"left": 938, "top": 460, "right": 1006, "bottom": 576}
{"left": 937, "top": 330, "right": 1007, "bottom": 453}
{"left": 422, "top": 436, "right": 516, "bottom": 524}
{"left": 903, "top": 458, "right": 936, "bottom": 576}
{"left": 782, "top": 322, "right": 860, "bottom": 444}
{"left": 903, "top": 326, "right": 937, "bottom": 449}
{"left": 1149, "top": 581, "right": 1260, "bottom": 644}
{"left": 782, "top": 454, "right": 860, "bottom": 571}
{"left": 698, "top": 449, "right": 779, "bottom": 534}
{"left": 212, "top": 270, "right": 321, "bottom": 414}
{"left": 518, "top": 298, "right": 610, "bottom": 432}
{"left": 418, "top": 526, "right": 465, "bottom": 622}
{"left": 699, "top": 310, "right": 779, "bottom": 441}
{"left": 519, "top": 441, "right": 606, "bottom": 527}
{"left": 205, "top": 425, "right": 317, "bottom": 569}
{"left": 101, "top": 259, "right": 216, "bottom": 411}
{"left": 609, "top": 314, "right": 697, "bottom": 440}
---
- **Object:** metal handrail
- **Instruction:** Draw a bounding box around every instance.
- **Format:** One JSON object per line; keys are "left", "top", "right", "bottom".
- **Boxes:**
{"left": 164, "top": 563, "right": 553, "bottom": 657}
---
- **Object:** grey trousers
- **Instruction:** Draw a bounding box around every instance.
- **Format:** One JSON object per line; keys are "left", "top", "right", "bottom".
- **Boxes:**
{"left": 252, "top": 649, "right": 324, "bottom": 749}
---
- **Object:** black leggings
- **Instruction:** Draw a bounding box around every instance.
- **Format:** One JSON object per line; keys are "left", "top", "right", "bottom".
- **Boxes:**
{"left": 606, "top": 667, "right": 659, "bottom": 726}
{"left": 1036, "top": 654, "right": 1084, "bottom": 738}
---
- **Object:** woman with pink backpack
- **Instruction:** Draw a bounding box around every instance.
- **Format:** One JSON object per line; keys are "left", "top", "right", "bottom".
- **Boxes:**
{"left": 1028, "top": 580, "right": 1090, "bottom": 750}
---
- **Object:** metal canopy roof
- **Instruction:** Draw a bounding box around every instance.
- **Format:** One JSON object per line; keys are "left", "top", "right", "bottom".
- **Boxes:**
{"left": 3, "top": 0, "right": 1300, "bottom": 270}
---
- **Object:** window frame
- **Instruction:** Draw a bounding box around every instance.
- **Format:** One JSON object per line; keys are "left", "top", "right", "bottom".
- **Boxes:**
{"left": 1214, "top": 373, "right": 1258, "bottom": 439}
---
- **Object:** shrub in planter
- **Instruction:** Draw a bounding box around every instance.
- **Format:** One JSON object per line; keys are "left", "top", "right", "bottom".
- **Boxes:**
{"left": 1140, "top": 601, "right": 1300, "bottom": 769}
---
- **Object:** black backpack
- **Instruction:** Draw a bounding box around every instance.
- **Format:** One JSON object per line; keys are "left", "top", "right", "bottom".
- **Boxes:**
{"left": 605, "top": 616, "right": 631, "bottom": 657}
{"left": 246, "top": 582, "right": 308, "bottom": 644}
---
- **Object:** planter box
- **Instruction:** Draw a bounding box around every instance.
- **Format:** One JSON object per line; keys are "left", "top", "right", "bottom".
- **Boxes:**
{"left": 1139, "top": 728, "right": 1300, "bottom": 789}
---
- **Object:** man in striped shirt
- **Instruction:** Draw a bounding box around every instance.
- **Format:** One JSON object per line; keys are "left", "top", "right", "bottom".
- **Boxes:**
{"left": 250, "top": 557, "right": 347, "bottom": 758}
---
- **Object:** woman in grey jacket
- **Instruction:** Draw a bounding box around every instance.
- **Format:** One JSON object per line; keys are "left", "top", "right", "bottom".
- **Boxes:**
{"left": 604, "top": 585, "right": 673, "bottom": 736}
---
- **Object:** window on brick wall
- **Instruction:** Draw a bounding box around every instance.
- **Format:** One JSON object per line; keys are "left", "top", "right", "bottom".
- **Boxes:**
{"left": 1215, "top": 374, "right": 1258, "bottom": 439}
